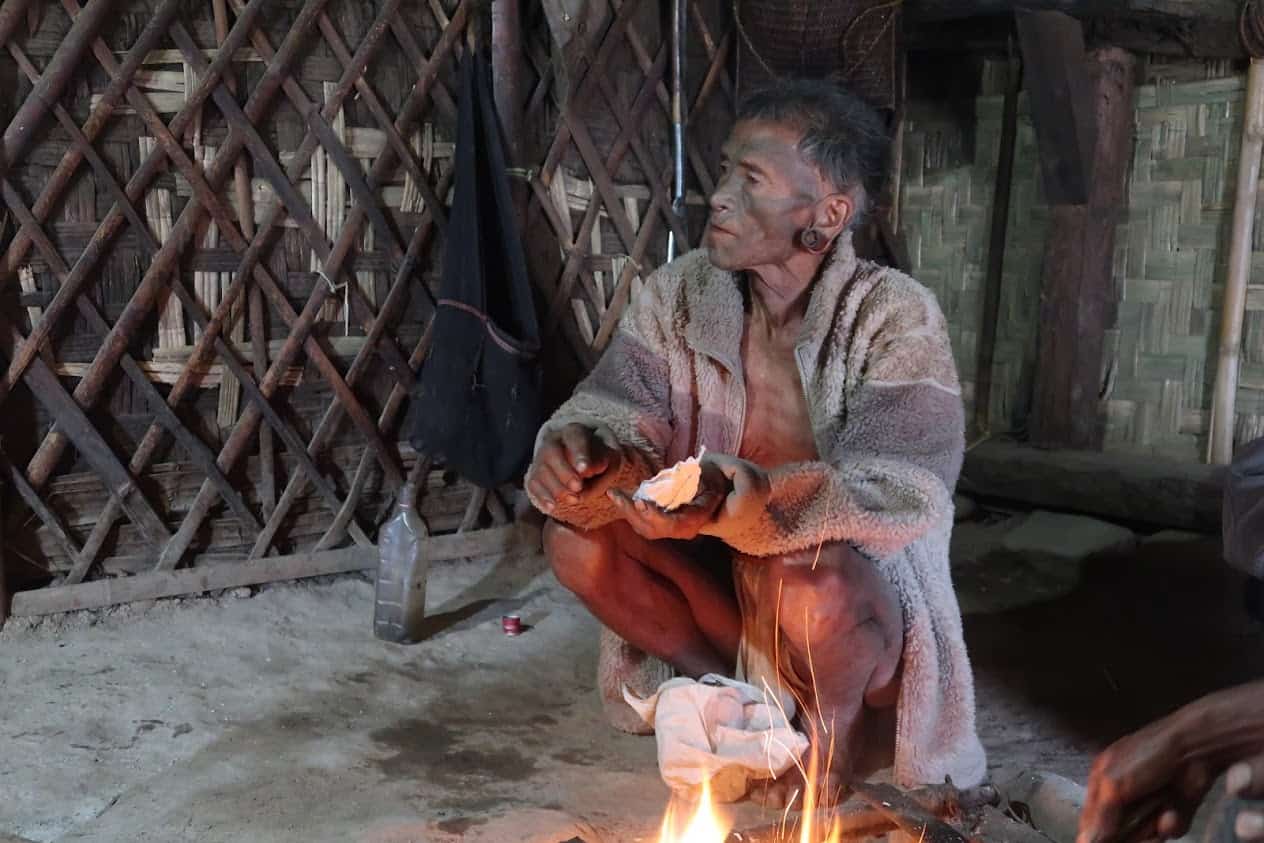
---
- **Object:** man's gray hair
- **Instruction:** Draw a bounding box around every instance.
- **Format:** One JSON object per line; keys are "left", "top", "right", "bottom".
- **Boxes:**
{"left": 737, "top": 78, "right": 890, "bottom": 228}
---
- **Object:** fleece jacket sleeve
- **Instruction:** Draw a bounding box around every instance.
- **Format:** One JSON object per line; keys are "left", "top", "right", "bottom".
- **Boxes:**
{"left": 705, "top": 284, "right": 964, "bottom": 559}
{"left": 526, "top": 273, "right": 677, "bottom": 529}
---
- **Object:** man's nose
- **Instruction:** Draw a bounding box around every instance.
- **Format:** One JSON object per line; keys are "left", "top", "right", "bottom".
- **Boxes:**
{"left": 708, "top": 186, "right": 732, "bottom": 216}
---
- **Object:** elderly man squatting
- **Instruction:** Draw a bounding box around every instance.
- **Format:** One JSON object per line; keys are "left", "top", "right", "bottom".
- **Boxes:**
{"left": 525, "top": 78, "right": 985, "bottom": 805}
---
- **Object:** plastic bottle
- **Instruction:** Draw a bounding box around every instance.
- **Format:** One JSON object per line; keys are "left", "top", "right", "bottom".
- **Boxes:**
{"left": 374, "top": 481, "right": 429, "bottom": 643}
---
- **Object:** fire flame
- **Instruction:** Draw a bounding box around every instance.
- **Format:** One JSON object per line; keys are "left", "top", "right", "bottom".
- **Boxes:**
{"left": 657, "top": 779, "right": 731, "bottom": 843}
{"left": 655, "top": 748, "right": 844, "bottom": 843}
{"left": 657, "top": 577, "right": 850, "bottom": 842}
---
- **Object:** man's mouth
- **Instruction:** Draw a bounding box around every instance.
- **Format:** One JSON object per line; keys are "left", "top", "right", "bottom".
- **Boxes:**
{"left": 706, "top": 222, "right": 735, "bottom": 238}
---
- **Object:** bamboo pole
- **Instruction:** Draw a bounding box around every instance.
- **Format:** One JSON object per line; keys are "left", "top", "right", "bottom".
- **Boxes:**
{"left": 1209, "top": 57, "right": 1264, "bottom": 465}
{"left": 0, "top": 0, "right": 112, "bottom": 182}
{"left": 211, "top": 0, "right": 272, "bottom": 515}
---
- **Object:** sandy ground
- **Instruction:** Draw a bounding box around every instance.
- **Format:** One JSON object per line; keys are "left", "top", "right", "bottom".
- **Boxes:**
{"left": 2, "top": 508, "right": 1263, "bottom": 842}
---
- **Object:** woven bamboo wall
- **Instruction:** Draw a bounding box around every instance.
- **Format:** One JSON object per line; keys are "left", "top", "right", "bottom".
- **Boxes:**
{"left": 0, "top": 0, "right": 514, "bottom": 588}
{"left": 901, "top": 61, "right": 1049, "bottom": 436}
{"left": 900, "top": 55, "right": 1264, "bottom": 463}
{"left": 1109, "top": 59, "right": 1242, "bottom": 461}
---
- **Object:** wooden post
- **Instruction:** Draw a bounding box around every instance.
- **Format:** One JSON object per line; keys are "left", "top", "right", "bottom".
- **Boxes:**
{"left": 491, "top": 0, "right": 523, "bottom": 163}
{"left": 974, "top": 46, "right": 1021, "bottom": 437}
{"left": 1026, "top": 44, "right": 1135, "bottom": 449}
{"left": 1208, "top": 58, "right": 1264, "bottom": 465}
{"left": 1015, "top": 10, "right": 1096, "bottom": 206}
{"left": 492, "top": 0, "right": 526, "bottom": 222}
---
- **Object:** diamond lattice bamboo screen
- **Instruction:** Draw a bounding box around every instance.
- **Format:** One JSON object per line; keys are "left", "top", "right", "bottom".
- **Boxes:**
{"left": 0, "top": 0, "right": 525, "bottom": 591}
{"left": 521, "top": 0, "right": 736, "bottom": 370}
{"left": 0, "top": 0, "right": 738, "bottom": 608}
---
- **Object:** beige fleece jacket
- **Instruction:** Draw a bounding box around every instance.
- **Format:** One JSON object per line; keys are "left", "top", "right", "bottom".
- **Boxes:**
{"left": 532, "top": 237, "right": 987, "bottom": 788}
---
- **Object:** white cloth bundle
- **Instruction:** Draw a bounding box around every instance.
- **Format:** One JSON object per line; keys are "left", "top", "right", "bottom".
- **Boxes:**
{"left": 623, "top": 674, "right": 809, "bottom": 803}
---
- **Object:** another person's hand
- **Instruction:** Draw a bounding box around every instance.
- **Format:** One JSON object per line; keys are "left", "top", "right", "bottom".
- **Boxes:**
{"left": 606, "top": 459, "right": 728, "bottom": 541}
{"left": 1079, "top": 681, "right": 1264, "bottom": 843}
{"left": 1079, "top": 714, "right": 1214, "bottom": 843}
{"left": 526, "top": 423, "right": 623, "bottom": 514}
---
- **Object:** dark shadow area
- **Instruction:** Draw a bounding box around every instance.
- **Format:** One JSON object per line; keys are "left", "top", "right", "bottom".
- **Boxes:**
{"left": 965, "top": 535, "right": 1264, "bottom": 752}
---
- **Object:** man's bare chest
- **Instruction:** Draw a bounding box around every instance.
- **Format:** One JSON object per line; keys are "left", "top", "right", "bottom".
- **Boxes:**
{"left": 737, "top": 322, "right": 818, "bottom": 468}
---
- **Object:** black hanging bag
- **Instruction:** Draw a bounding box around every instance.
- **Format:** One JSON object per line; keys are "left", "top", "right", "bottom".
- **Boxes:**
{"left": 407, "top": 49, "right": 542, "bottom": 488}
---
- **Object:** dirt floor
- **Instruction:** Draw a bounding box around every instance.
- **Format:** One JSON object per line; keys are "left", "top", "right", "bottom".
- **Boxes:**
{"left": 2, "top": 505, "right": 1264, "bottom": 843}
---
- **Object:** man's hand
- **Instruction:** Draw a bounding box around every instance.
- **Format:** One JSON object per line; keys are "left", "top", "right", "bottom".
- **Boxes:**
{"left": 607, "top": 460, "right": 727, "bottom": 541}
{"left": 526, "top": 423, "right": 623, "bottom": 514}
{"left": 703, "top": 453, "right": 771, "bottom": 529}
{"left": 1079, "top": 681, "right": 1264, "bottom": 843}
{"left": 606, "top": 453, "right": 771, "bottom": 542}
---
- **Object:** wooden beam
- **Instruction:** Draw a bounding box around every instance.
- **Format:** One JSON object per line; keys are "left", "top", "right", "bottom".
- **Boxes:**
{"left": 1085, "top": 15, "right": 1244, "bottom": 60}
{"left": 1016, "top": 10, "right": 1096, "bottom": 205}
{"left": 909, "top": 0, "right": 1122, "bottom": 20}
{"left": 960, "top": 441, "right": 1224, "bottom": 532}
{"left": 1029, "top": 46, "right": 1135, "bottom": 449}
{"left": 10, "top": 522, "right": 543, "bottom": 617}
{"left": 907, "top": 14, "right": 1245, "bottom": 59}
{"left": 905, "top": 0, "right": 1236, "bottom": 24}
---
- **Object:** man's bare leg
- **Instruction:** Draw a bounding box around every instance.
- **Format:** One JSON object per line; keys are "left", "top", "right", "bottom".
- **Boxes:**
{"left": 544, "top": 519, "right": 742, "bottom": 678}
{"left": 748, "top": 542, "right": 904, "bottom": 808}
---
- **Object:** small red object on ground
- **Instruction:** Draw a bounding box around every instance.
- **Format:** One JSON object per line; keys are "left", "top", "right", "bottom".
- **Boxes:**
{"left": 502, "top": 614, "right": 522, "bottom": 636}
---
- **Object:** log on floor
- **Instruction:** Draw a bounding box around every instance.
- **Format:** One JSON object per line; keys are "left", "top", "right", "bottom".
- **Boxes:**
{"left": 960, "top": 440, "right": 1225, "bottom": 533}
{"left": 10, "top": 521, "right": 542, "bottom": 617}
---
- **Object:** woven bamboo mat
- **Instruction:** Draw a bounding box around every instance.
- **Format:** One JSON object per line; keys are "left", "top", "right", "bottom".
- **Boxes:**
{"left": 901, "top": 57, "right": 1262, "bottom": 462}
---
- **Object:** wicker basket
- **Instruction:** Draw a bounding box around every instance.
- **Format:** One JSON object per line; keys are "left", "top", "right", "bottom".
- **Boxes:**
{"left": 733, "top": 0, "right": 903, "bottom": 109}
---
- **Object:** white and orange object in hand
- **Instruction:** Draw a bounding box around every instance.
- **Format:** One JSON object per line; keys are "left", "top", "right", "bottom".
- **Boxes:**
{"left": 634, "top": 448, "right": 707, "bottom": 511}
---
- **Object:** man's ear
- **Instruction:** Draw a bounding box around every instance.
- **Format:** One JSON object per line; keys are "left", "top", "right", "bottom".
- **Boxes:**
{"left": 815, "top": 190, "right": 858, "bottom": 239}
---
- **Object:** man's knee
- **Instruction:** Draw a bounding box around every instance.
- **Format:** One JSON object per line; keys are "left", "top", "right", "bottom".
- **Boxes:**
{"left": 543, "top": 519, "right": 615, "bottom": 597}
{"left": 771, "top": 543, "right": 900, "bottom": 649}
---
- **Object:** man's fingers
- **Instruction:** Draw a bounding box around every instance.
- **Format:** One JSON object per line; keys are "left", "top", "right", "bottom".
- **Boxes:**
{"left": 1179, "top": 761, "right": 1212, "bottom": 802}
{"left": 1236, "top": 810, "right": 1264, "bottom": 841}
{"left": 1079, "top": 792, "right": 1126, "bottom": 843}
{"left": 542, "top": 446, "right": 583, "bottom": 494}
{"left": 607, "top": 489, "right": 651, "bottom": 536}
{"left": 526, "top": 477, "right": 553, "bottom": 511}
{"left": 1227, "top": 756, "right": 1264, "bottom": 799}
{"left": 1155, "top": 807, "right": 1193, "bottom": 840}
{"left": 559, "top": 425, "right": 599, "bottom": 475}
{"left": 533, "top": 462, "right": 575, "bottom": 508}
{"left": 607, "top": 488, "right": 634, "bottom": 512}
